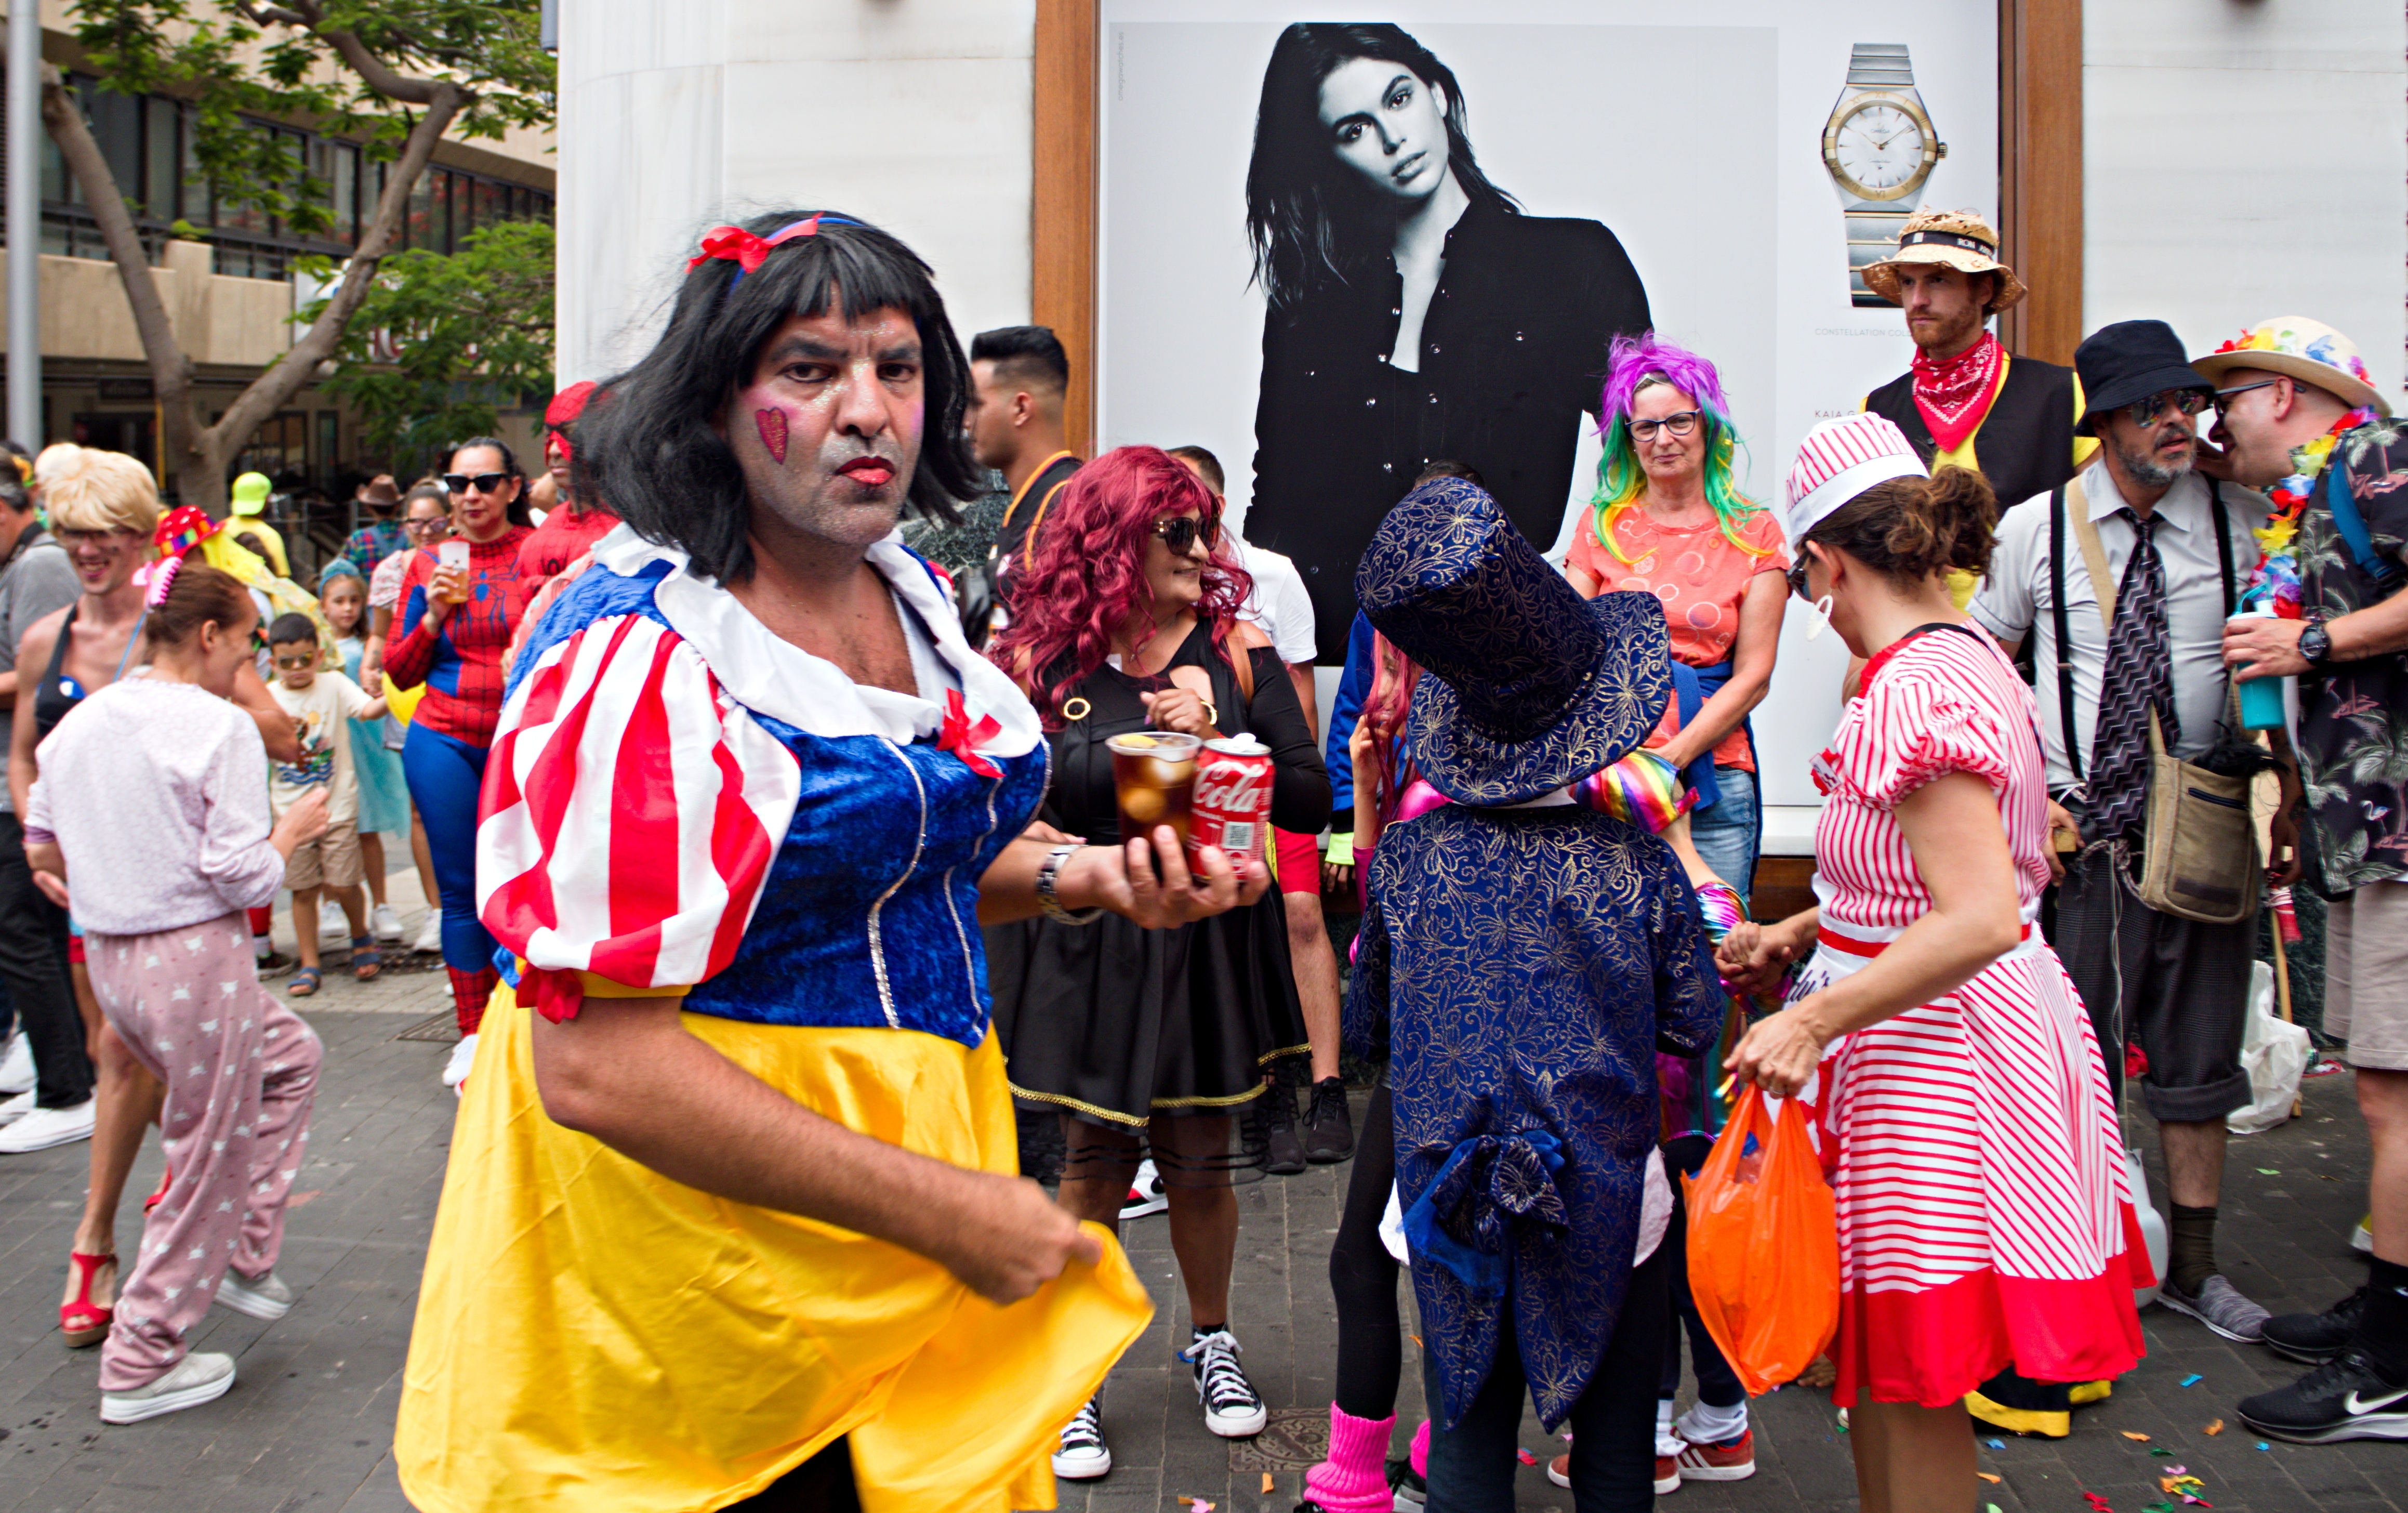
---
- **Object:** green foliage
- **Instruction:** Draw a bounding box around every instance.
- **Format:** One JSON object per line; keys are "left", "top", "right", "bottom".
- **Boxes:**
{"left": 69, "top": 0, "right": 554, "bottom": 239}
{"left": 315, "top": 218, "right": 554, "bottom": 476}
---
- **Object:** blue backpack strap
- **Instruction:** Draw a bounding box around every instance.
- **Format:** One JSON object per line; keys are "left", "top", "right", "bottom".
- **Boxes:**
{"left": 2325, "top": 460, "right": 2403, "bottom": 588}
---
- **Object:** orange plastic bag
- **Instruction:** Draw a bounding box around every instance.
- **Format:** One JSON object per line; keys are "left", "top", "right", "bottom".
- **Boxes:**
{"left": 1682, "top": 1085, "right": 1838, "bottom": 1395}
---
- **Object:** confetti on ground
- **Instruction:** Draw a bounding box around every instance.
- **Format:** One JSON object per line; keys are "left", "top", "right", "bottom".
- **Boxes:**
{"left": 1986, "top": 1437, "right": 2006, "bottom": 1449}
{"left": 2257, "top": 1168, "right": 2280, "bottom": 1175}
{"left": 2122, "top": 1431, "right": 2153, "bottom": 1441}
{"left": 1179, "top": 1501, "right": 1214, "bottom": 1513}
{"left": 2085, "top": 1493, "right": 2116, "bottom": 1512}
{"left": 1261, "top": 1473, "right": 1275, "bottom": 1494}
{"left": 2203, "top": 1419, "right": 2224, "bottom": 1435}
{"left": 1516, "top": 1449, "right": 1538, "bottom": 1466}
{"left": 2180, "top": 1373, "right": 2204, "bottom": 1387}
{"left": 2255, "top": 1441, "right": 2271, "bottom": 1451}
{"left": 1978, "top": 1471, "right": 2002, "bottom": 1483}
{"left": 2150, "top": 1446, "right": 2174, "bottom": 1457}
{"left": 2166, "top": 1465, "right": 2188, "bottom": 1475}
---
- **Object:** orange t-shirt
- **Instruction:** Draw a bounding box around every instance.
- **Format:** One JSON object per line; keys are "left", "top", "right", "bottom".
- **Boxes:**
{"left": 1568, "top": 504, "right": 1790, "bottom": 773}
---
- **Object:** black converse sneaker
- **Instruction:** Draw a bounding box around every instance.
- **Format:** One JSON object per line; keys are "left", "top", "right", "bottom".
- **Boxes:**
{"left": 2261, "top": 1284, "right": 2369, "bottom": 1365}
{"left": 1263, "top": 1084, "right": 1306, "bottom": 1175}
{"left": 1185, "top": 1327, "right": 1267, "bottom": 1437}
{"left": 2238, "top": 1350, "right": 2408, "bottom": 1444}
{"left": 1052, "top": 1394, "right": 1111, "bottom": 1479}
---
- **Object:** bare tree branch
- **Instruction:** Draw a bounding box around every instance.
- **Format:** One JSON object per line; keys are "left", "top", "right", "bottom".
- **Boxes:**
{"left": 207, "top": 81, "right": 466, "bottom": 457}
{"left": 34, "top": 60, "right": 209, "bottom": 500}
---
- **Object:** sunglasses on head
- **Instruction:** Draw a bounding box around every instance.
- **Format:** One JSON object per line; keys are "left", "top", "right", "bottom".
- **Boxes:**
{"left": 1150, "top": 514, "right": 1221, "bottom": 554}
{"left": 442, "top": 472, "right": 509, "bottom": 495}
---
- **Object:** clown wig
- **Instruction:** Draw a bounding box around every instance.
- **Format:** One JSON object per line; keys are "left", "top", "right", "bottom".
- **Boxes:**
{"left": 1587, "top": 333, "right": 1772, "bottom": 565}
{"left": 988, "top": 445, "right": 1253, "bottom": 727}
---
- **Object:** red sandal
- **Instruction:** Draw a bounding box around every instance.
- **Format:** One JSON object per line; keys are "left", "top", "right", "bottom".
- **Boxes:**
{"left": 61, "top": 1251, "right": 116, "bottom": 1347}
{"left": 144, "top": 1163, "right": 173, "bottom": 1215}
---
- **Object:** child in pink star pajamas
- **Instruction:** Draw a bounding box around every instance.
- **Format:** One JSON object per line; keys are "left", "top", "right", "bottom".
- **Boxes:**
{"left": 24, "top": 559, "right": 329, "bottom": 1425}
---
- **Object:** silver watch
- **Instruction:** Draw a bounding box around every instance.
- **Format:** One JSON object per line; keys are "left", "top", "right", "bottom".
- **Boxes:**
{"left": 1037, "top": 843, "right": 1102, "bottom": 926}
{"left": 1822, "top": 43, "right": 1948, "bottom": 307}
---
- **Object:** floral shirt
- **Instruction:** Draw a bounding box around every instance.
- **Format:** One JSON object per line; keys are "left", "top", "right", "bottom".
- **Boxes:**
{"left": 2300, "top": 416, "right": 2408, "bottom": 892}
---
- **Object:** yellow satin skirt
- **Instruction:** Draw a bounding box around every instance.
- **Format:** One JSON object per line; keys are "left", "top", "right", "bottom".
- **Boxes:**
{"left": 395, "top": 992, "right": 1153, "bottom": 1513}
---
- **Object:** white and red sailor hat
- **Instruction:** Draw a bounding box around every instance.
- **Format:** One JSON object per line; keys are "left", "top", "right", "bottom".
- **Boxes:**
{"left": 1782, "top": 413, "right": 1928, "bottom": 547}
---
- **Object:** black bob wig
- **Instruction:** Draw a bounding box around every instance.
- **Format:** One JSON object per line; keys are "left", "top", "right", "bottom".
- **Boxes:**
{"left": 574, "top": 209, "right": 981, "bottom": 585}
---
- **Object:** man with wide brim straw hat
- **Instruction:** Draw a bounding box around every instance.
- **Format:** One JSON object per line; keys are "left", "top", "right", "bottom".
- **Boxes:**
{"left": 1347, "top": 475, "right": 1724, "bottom": 1503}
{"left": 1857, "top": 209, "right": 2094, "bottom": 540}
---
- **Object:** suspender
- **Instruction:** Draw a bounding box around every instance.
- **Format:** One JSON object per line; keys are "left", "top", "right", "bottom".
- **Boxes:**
{"left": 2048, "top": 478, "right": 2237, "bottom": 788}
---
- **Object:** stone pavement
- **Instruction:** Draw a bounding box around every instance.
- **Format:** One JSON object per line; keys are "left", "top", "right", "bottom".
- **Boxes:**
{"left": 0, "top": 907, "right": 2396, "bottom": 1510}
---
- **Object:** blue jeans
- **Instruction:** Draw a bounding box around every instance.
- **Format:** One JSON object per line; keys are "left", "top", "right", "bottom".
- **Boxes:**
{"left": 400, "top": 723, "right": 496, "bottom": 975}
{"left": 1421, "top": 1249, "right": 1667, "bottom": 1512}
{"left": 1689, "top": 765, "right": 1758, "bottom": 913}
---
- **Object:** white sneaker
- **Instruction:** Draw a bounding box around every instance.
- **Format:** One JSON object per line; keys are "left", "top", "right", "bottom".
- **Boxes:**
{"left": 413, "top": 909, "right": 443, "bottom": 954}
{"left": 1119, "top": 1158, "right": 1168, "bottom": 1220}
{"left": 1186, "top": 1328, "right": 1267, "bottom": 1437}
{"left": 100, "top": 1351, "right": 235, "bottom": 1424}
{"left": 0, "top": 1087, "right": 36, "bottom": 1124}
{"left": 372, "top": 903, "right": 405, "bottom": 942}
{"left": 443, "top": 1033, "right": 478, "bottom": 1095}
{"left": 317, "top": 900, "right": 349, "bottom": 942}
{"left": 216, "top": 1268, "right": 294, "bottom": 1321}
{"left": 1052, "top": 1394, "right": 1111, "bottom": 1479}
{"left": 0, "top": 1097, "right": 96, "bottom": 1152}
{"left": 0, "top": 1029, "right": 33, "bottom": 1094}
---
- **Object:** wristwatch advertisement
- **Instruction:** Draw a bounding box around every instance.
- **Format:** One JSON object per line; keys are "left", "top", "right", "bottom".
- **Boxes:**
{"left": 1822, "top": 43, "right": 1948, "bottom": 307}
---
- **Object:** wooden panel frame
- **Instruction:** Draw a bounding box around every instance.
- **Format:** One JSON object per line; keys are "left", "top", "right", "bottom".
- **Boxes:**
{"left": 1035, "top": 2, "right": 2085, "bottom": 449}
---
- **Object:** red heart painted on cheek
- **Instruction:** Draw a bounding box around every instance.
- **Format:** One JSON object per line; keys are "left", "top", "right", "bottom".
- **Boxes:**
{"left": 755, "top": 407, "right": 788, "bottom": 464}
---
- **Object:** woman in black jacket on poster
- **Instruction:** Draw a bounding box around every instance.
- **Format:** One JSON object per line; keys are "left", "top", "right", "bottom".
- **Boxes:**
{"left": 987, "top": 445, "right": 1328, "bottom": 1482}
{"left": 1246, "top": 21, "right": 1652, "bottom": 662}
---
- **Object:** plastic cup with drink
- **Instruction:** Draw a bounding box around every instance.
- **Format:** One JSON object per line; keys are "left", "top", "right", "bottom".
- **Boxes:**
{"left": 437, "top": 538, "right": 472, "bottom": 604}
{"left": 1107, "top": 731, "right": 1201, "bottom": 869}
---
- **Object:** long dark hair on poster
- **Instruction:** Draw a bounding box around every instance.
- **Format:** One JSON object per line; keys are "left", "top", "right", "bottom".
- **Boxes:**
{"left": 1245, "top": 23, "right": 1519, "bottom": 312}
{"left": 575, "top": 209, "right": 979, "bottom": 585}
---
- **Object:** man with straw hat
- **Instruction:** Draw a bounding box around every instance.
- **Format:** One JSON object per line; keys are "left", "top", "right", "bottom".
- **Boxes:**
{"left": 1858, "top": 208, "right": 2095, "bottom": 517}
{"left": 2201, "top": 317, "right": 2408, "bottom": 1446}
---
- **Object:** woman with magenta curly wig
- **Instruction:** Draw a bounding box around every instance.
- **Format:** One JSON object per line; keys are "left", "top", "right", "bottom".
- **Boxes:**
{"left": 986, "top": 445, "right": 1328, "bottom": 1478}
{"left": 1567, "top": 333, "right": 1788, "bottom": 910}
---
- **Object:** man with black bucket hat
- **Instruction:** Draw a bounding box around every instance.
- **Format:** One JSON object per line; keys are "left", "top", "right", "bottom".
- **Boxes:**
{"left": 1970, "top": 320, "right": 2281, "bottom": 1401}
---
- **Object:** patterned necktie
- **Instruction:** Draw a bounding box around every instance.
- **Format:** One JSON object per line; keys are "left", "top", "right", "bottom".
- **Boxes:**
{"left": 2086, "top": 509, "right": 2179, "bottom": 843}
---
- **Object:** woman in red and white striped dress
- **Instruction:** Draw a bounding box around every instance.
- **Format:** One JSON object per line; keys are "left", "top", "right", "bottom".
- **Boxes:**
{"left": 1721, "top": 414, "right": 2146, "bottom": 1513}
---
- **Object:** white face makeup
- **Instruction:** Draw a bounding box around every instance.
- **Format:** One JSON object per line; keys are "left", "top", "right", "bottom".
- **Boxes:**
{"left": 1317, "top": 58, "right": 1452, "bottom": 204}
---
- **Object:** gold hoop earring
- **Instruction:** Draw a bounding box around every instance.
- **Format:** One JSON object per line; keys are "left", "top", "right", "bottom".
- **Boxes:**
{"left": 1061, "top": 696, "right": 1091, "bottom": 722}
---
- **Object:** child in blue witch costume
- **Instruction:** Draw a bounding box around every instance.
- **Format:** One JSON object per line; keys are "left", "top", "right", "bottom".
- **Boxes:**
{"left": 1344, "top": 477, "right": 1724, "bottom": 1510}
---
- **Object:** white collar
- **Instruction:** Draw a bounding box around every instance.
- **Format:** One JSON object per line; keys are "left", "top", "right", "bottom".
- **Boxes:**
{"left": 2079, "top": 456, "right": 2198, "bottom": 534}
{"left": 587, "top": 526, "right": 1041, "bottom": 754}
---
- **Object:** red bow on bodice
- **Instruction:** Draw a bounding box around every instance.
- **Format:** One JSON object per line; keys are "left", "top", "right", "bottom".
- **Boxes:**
{"left": 939, "top": 690, "right": 1003, "bottom": 780}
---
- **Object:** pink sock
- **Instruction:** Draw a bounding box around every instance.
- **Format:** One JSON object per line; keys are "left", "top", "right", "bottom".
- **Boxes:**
{"left": 1409, "top": 1417, "right": 1430, "bottom": 1478}
{"left": 1303, "top": 1404, "right": 1395, "bottom": 1512}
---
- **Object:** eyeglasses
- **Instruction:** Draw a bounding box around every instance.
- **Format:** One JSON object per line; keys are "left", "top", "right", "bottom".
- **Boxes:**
{"left": 442, "top": 472, "right": 509, "bottom": 495}
{"left": 52, "top": 528, "right": 137, "bottom": 547}
{"left": 1150, "top": 515, "right": 1221, "bottom": 555}
{"left": 404, "top": 516, "right": 450, "bottom": 535}
{"left": 1628, "top": 411, "right": 1703, "bottom": 443}
{"left": 2212, "top": 379, "right": 2281, "bottom": 416}
{"left": 2125, "top": 390, "right": 2209, "bottom": 428}
{"left": 271, "top": 652, "right": 319, "bottom": 670}
{"left": 1785, "top": 558, "right": 1814, "bottom": 601}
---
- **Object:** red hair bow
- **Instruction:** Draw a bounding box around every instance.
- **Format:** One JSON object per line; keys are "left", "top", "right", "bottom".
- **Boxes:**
{"left": 939, "top": 689, "right": 1003, "bottom": 780}
{"left": 686, "top": 215, "right": 823, "bottom": 275}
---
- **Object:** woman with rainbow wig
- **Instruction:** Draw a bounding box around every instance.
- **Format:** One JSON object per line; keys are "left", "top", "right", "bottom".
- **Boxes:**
{"left": 1567, "top": 333, "right": 1787, "bottom": 908}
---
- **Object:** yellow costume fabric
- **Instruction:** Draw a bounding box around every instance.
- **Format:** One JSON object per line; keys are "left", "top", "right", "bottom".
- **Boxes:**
{"left": 396, "top": 992, "right": 1154, "bottom": 1513}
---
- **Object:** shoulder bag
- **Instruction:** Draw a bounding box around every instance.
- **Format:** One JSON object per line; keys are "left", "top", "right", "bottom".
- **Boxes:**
{"left": 2050, "top": 478, "right": 2258, "bottom": 924}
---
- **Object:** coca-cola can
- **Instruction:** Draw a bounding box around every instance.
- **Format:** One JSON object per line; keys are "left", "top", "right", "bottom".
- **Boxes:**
{"left": 1190, "top": 734, "right": 1274, "bottom": 868}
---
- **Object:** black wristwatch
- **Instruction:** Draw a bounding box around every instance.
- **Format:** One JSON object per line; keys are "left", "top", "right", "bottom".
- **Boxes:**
{"left": 2298, "top": 614, "right": 2333, "bottom": 667}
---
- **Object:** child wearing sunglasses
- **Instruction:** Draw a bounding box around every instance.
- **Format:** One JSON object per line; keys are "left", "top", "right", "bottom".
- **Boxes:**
{"left": 263, "top": 613, "right": 388, "bottom": 996}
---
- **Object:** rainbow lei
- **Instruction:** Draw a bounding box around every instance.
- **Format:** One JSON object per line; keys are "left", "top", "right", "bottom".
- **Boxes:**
{"left": 2241, "top": 404, "right": 2376, "bottom": 619}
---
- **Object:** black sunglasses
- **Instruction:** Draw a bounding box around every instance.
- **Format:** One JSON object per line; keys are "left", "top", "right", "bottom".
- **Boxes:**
{"left": 442, "top": 471, "right": 509, "bottom": 495}
{"left": 1785, "top": 557, "right": 1814, "bottom": 600}
{"left": 1151, "top": 515, "right": 1221, "bottom": 555}
{"left": 2212, "top": 378, "right": 2281, "bottom": 416}
{"left": 2124, "top": 390, "right": 2209, "bottom": 428}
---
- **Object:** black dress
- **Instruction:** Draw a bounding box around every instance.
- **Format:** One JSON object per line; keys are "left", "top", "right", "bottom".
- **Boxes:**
{"left": 985, "top": 622, "right": 1329, "bottom": 1177}
{"left": 1248, "top": 197, "right": 1652, "bottom": 662}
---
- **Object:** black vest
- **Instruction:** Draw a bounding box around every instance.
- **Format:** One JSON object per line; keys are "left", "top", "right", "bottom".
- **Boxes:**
{"left": 1863, "top": 353, "right": 2080, "bottom": 511}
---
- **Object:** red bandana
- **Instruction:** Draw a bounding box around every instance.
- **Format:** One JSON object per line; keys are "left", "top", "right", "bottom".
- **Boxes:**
{"left": 1910, "top": 331, "right": 2005, "bottom": 454}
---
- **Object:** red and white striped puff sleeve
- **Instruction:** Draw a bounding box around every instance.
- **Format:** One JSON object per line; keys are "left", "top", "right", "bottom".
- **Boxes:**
{"left": 476, "top": 613, "right": 802, "bottom": 1023}
{"left": 1831, "top": 654, "right": 2017, "bottom": 813}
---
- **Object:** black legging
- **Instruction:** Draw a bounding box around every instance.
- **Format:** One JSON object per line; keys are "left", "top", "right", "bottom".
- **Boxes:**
{"left": 1330, "top": 1080, "right": 1401, "bottom": 1419}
